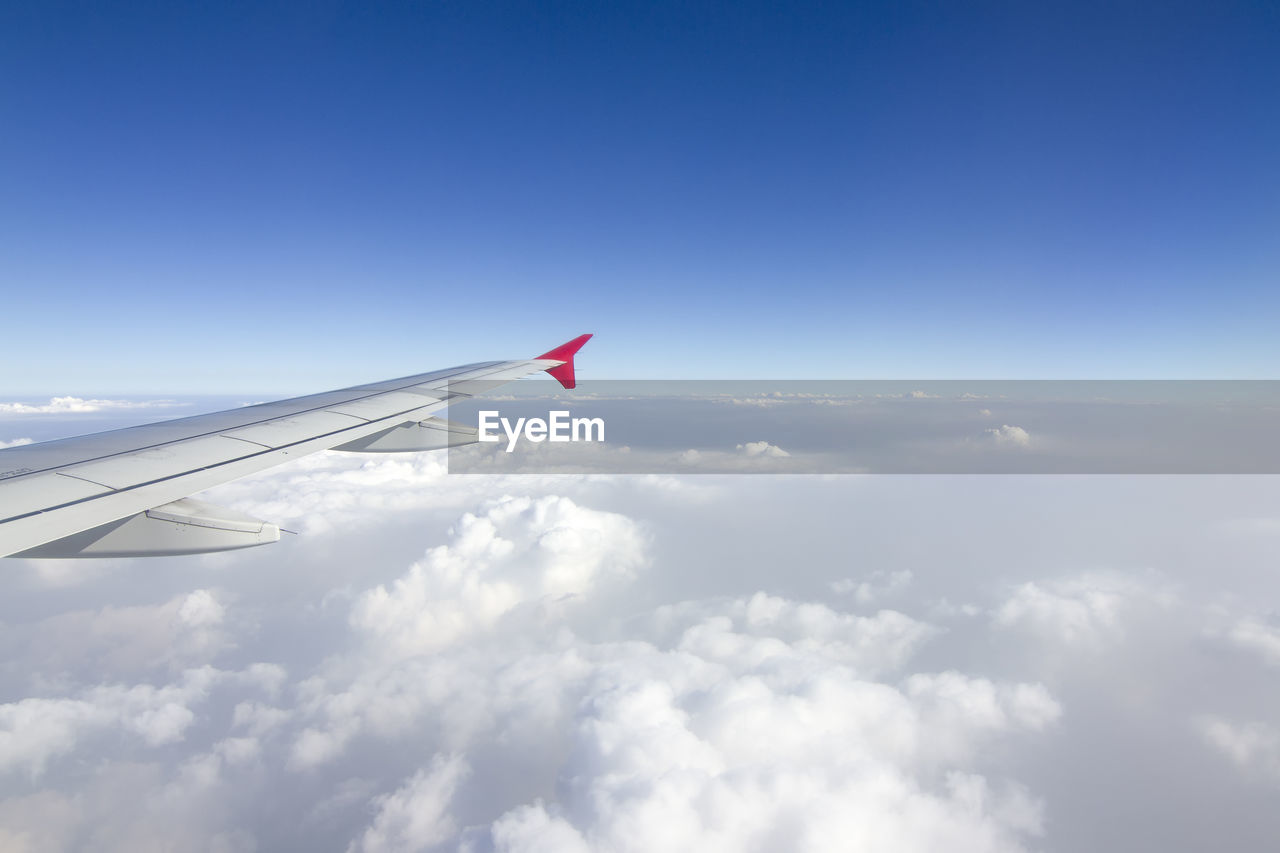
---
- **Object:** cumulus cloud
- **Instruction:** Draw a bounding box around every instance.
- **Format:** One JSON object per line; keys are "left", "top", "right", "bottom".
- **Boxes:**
{"left": 654, "top": 591, "right": 937, "bottom": 678}
{"left": 471, "top": 643, "right": 1055, "bottom": 853}
{"left": 262, "top": 482, "right": 1069, "bottom": 853}
{"left": 677, "top": 449, "right": 703, "bottom": 465}
{"left": 0, "top": 397, "right": 179, "bottom": 415}
{"left": 735, "top": 440, "right": 790, "bottom": 458}
{"left": 9, "top": 589, "right": 234, "bottom": 676}
{"left": 6, "top": 451, "right": 1280, "bottom": 851}
{"left": 0, "top": 747, "right": 262, "bottom": 852}
{"left": 1197, "top": 717, "right": 1280, "bottom": 780}
{"left": 288, "top": 495, "right": 647, "bottom": 769}
{"left": 202, "top": 450, "right": 670, "bottom": 534}
{"left": 991, "top": 573, "right": 1159, "bottom": 648}
{"left": 487, "top": 804, "right": 590, "bottom": 853}
{"left": 1222, "top": 617, "right": 1280, "bottom": 667}
{"left": 831, "top": 569, "right": 914, "bottom": 605}
{"left": 0, "top": 437, "right": 33, "bottom": 448}
{"left": 350, "top": 753, "right": 469, "bottom": 853}
{"left": 984, "top": 425, "right": 1031, "bottom": 447}
{"left": 0, "top": 667, "right": 217, "bottom": 777}
{"left": 203, "top": 452, "right": 454, "bottom": 534}
{"left": 320, "top": 559, "right": 1055, "bottom": 853}
{"left": 231, "top": 701, "right": 292, "bottom": 738}
{"left": 349, "top": 495, "right": 646, "bottom": 659}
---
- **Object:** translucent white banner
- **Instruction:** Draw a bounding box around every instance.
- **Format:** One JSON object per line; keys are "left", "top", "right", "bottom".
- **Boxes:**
{"left": 444, "top": 380, "right": 1280, "bottom": 474}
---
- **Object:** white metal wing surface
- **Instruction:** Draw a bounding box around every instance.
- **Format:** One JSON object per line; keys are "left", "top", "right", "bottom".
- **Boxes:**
{"left": 0, "top": 335, "right": 592, "bottom": 558}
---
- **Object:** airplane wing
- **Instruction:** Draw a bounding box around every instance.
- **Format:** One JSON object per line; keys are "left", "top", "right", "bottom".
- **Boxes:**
{"left": 0, "top": 334, "right": 592, "bottom": 559}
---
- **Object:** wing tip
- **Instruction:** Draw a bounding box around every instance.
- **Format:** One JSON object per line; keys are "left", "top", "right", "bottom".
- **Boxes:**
{"left": 537, "top": 334, "right": 593, "bottom": 389}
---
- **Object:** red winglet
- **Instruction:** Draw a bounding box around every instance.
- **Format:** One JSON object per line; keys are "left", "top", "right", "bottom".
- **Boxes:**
{"left": 537, "top": 334, "right": 593, "bottom": 389}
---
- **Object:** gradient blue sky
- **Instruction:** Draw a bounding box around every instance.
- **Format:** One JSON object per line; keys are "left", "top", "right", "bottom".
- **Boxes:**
{"left": 2, "top": 1, "right": 1278, "bottom": 393}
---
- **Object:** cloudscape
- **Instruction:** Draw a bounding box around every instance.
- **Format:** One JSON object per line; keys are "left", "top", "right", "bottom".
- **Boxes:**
{"left": 3, "top": 426, "right": 1280, "bottom": 851}
{"left": 3, "top": 1, "right": 1279, "bottom": 851}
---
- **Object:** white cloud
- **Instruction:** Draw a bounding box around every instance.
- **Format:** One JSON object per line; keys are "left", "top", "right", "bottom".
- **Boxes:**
{"left": 0, "top": 668, "right": 219, "bottom": 777}
{"left": 289, "top": 495, "right": 646, "bottom": 769}
{"left": 487, "top": 804, "right": 591, "bottom": 853}
{"left": 204, "top": 452, "right": 454, "bottom": 534}
{"left": 992, "top": 573, "right": 1155, "bottom": 648}
{"left": 657, "top": 591, "right": 937, "bottom": 679}
{"left": 231, "top": 701, "right": 292, "bottom": 737}
{"left": 201, "top": 450, "right": 666, "bottom": 534}
{"left": 298, "top": 547, "right": 1053, "bottom": 852}
{"left": 0, "top": 789, "right": 81, "bottom": 852}
{"left": 476, "top": 642, "right": 1055, "bottom": 853}
{"left": 264, "top": 482, "right": 1061, "bottom": 853}
{"left": 15, "top": 589, "right": 233, "bottom": 675}
{"left": 177, "top": 589, "right": 226, "bottom": 629}
{"left": 735, "top": 440, "right": 790, "bottom": 458}
{"left": 0, "top": 397, "right": 179, "bottom": 415}
{"left": 984, "top": 425, "right": 1031, "bottom": 447}
{"left": 350, "top": 754, "right": 469, "bottom": 853}
{"left": 0, "top": 756, "right": 261, "bottom": 852}
{"left": 349, "top": 495, "right": 645, "bottom": 659}
{"left": 0, "top": 437, "right": 33, "bottom": 448}
{"left": 1197, "top": 716, "right": 1280, "bottom": 780}
{"left": 831, "top": 569, "right": 914, "bottom": 605}
{"left": 6, "top": 461, "right": 1280, "bottom": 850}
{"left": 904, "top": 672, "right": 1062, "bottom": 759}
{"left": 1223, "top": 617, "right": 1280, "bottom": 667}
{"left": 215, "top": 736, "right": 261, "bottom": 767}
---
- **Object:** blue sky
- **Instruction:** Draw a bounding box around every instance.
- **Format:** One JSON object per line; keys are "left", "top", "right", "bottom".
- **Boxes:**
{"left": 2, "top": 1, "right": 1278, "bottom": 393}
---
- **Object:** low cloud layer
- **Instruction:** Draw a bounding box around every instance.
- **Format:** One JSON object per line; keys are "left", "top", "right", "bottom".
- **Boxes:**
{"left": 0, "top": 397, "right": 180, "bottom": 416}
{"left": 985, "top": 424, "right": 1032, "bottom": 447}
{"left": 2, "top": 445, "right": 1280, "bottom": 851}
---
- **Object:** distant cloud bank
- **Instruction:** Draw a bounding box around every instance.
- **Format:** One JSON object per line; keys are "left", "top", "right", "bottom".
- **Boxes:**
{"left": 0, "top": 396, "right": 180, "bottom": 416}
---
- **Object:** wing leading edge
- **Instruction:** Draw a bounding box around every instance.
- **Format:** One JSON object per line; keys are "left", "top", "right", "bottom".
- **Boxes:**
{"left": 0, "top": 335, "right": 592, "bottom": 558}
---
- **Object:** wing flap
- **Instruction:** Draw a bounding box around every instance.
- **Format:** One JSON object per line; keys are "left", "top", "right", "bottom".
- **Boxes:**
{"left": 0, "top": 472, "right": 113, "bottom": 520}
{"left": 322, "top": 391, "right": 443, "bottom": 422}
{"left": 13, "top": 497, "right": 280, "bottom": 558}
{"left": 332, "top": 417, "right": 479, "bottom": 453}
{"left": 58, "top": 435, "right": 264, "bottom": 490}
{"left": 220, "top": 411, "right": 382, "bottom": 449}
